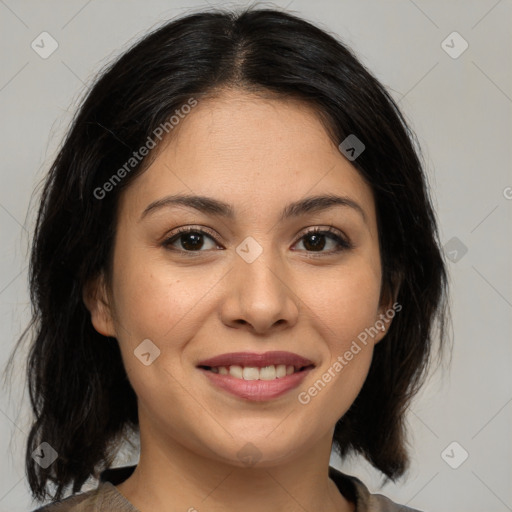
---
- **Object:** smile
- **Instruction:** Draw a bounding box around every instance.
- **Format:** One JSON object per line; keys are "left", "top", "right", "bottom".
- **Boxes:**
{"left": 201, "top": 364, "right": 313, "bottom": 380}
{"left": 197, "top": 365, "right": 314, "bottom": 401}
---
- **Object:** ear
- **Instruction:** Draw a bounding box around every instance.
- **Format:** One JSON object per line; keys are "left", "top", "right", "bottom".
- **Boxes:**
{"left": 82, "top": 273, "right": 116, "bottom": 337}
{"left": 373, "top": 277, "right": 402, "bottom": 344}
{"left": 373, "top": 302, "right": 393, "bottom": 345}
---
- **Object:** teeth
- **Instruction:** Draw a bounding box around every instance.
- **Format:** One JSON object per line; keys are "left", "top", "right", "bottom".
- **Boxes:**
{"left": 209, "top": 364, "right": 299, "bottom": 380}
{"left": 242, "top": 366, "right": 259, "bottom": 380}
{"left": 260, "top": 365, "right": 277, "bottom": 380}
{"left": 229, "top": 365, "right": 243, "bottom": 379}
{"left": 276, "top": 364, "right": 287, "bottom": 378}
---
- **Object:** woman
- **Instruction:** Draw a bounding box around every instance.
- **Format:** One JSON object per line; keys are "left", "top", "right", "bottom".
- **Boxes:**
{"left": 13, "top": 6, "right": 448, "bottom": 511}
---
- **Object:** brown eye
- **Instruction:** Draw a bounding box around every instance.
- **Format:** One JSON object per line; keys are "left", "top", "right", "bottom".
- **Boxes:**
{"left": 162, "top": 228, "right": 219, "bottom": 252}
{"left": 293, "top": 227, "right": 352, "bottom": 253}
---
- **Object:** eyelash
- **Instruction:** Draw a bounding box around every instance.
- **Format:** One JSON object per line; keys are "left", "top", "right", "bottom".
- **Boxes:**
{"left": 161, "top": 226, "right": 353, "bottom": 256}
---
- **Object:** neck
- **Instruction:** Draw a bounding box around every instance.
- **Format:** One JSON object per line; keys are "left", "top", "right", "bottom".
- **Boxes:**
{"left": 115, "top": 420, "right": 354, "bottom": 512}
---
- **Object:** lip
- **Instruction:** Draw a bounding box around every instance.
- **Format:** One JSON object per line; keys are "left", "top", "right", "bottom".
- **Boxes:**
{"left": 198, "top": 366, "right": 314, "bottom": 401}
{"left": 196, "top": 351, "right": 314, "bottom": 369}
{"left": 196, "top": 351, "right": 315, "bottom": 402}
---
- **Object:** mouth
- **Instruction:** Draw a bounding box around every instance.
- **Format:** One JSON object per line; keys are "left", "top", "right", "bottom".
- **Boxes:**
{"left": 198, "top": 363, "right": 314, "bottom": 381}
{"left": 196, "top": 351, "right": 316, "bottom": 401}
{"left": 196, "top": 350, "right": 316, "bottom": 380}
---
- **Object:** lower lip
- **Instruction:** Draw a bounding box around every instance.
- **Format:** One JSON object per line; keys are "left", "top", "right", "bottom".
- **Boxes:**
{"left": 198, "top": 367, "right": 313, "bottom": 401}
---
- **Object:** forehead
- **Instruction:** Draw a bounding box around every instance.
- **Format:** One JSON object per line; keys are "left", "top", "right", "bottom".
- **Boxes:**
{"left": 118, "top": 90, "right": 376, "bottom": 226}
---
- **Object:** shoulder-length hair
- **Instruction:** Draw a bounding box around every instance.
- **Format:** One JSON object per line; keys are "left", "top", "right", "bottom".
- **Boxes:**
{"left": 6, "top": 6, "right": 449, "bottom": 502}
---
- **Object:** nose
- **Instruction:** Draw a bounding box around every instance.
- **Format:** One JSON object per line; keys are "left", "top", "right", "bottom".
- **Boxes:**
{"left": 219, "top": 247, "right": 300, "bottom": 334}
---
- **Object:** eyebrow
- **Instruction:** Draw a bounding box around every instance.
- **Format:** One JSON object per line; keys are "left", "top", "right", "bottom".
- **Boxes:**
{"left": 139, "top": 193, "right": 367, "bottom": 224}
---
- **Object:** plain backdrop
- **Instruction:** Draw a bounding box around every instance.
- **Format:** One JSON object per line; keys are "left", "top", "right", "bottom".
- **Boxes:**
{"left": 0, "top": 1, "right": 511, "bottom": 511}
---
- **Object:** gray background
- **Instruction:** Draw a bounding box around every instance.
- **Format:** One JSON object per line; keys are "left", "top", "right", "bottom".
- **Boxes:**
{"left": 1, "top": 0, "right": 511, "bottom": 510}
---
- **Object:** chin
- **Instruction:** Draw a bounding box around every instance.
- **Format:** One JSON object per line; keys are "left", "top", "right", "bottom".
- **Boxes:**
{"left": 203, "top": 435, "right": 311, "bottom": 469}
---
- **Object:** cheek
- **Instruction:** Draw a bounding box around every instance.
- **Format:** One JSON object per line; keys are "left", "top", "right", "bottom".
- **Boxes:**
{"left": 310, "top": 258, "right": 382, "bottom": 339}
{"left": 110, "top": 246, "right": 205, "bottom": 347}
{"left": 110, "top": 263, "right": 206, "bottom": 416}
{"left": 289, "top": 260, "right": 381, "bottom": 439}
{"left": 304, "top": 260, "right": 381, "bottom": 392}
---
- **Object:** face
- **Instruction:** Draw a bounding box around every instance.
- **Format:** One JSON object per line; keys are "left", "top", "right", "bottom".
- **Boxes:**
{"left": 85, "top": 89, "right": 392, "bottom": 468}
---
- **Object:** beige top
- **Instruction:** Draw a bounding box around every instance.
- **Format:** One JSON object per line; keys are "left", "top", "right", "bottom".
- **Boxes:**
{"left": 31, "top": 465, "right": 423, "bottom": 512}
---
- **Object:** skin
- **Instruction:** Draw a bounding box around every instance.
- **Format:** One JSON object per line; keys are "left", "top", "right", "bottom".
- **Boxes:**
{"left": 83, "top": 89, "right": 393, "bottom": 512}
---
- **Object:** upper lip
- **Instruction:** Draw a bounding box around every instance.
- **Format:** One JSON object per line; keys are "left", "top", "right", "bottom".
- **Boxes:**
{"left": 197, "top": 351, "right": 315, "bottom": 369}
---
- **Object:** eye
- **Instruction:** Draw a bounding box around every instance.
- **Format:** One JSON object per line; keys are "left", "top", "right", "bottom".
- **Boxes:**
{"left": 293, "top": 227, "right": 352, "bottom": 254}
{"left": 161, "top": 226, "right": 352, "bottom": 255}
{"left": 162, "top": 227, "right": 220, "bottom": 253}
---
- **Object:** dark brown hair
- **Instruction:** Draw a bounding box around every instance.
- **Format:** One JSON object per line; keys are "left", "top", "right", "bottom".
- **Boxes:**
{"left": 5, "top": 5, "right": 449, "bottom": 502}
